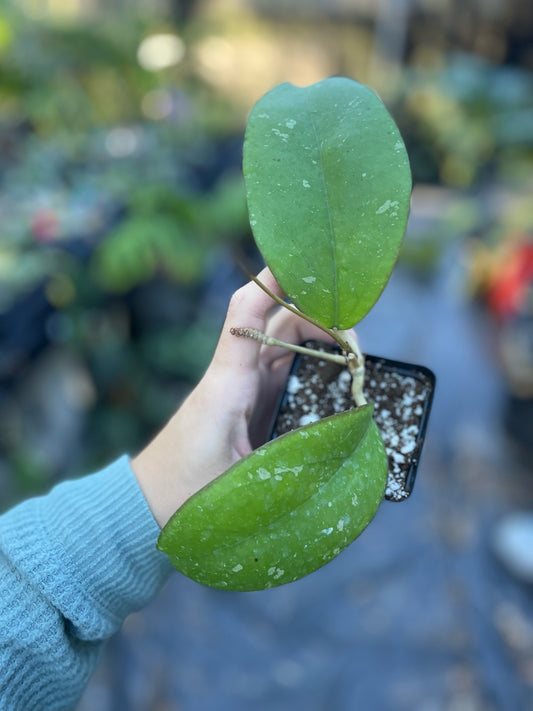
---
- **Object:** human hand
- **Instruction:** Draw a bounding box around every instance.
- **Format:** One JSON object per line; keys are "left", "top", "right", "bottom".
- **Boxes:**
{"left": 132, "top": 268, "right": 332, "bottom": 527}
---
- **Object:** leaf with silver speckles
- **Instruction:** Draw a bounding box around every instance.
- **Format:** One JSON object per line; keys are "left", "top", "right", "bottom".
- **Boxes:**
{"left": 243, "top": 77, "right": 412, "bottom": 329}
{"left": 157, "top": 405, "right": 387, "bottom": 591}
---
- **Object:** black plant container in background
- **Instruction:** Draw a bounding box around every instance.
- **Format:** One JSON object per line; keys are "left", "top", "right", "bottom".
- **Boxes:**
{"left": 270, "top": 342, "right": 436, "bottom": 502}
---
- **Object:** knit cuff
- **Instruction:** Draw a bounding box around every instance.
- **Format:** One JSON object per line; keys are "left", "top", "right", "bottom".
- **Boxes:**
{"left": 0, "top": 456, "right": 173, "bottom": 641}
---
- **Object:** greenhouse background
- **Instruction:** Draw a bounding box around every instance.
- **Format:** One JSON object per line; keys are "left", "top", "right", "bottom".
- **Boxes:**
{"left": 1, "top": 0, "right": 533, "bottom": 709}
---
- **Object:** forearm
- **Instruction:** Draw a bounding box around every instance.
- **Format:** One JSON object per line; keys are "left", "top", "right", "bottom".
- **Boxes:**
{"left": 0, "top": 456, "right": 171, "bottom": 710}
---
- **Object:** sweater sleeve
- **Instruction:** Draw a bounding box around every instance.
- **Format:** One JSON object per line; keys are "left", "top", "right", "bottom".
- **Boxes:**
{"left": 0, "top": 456, "right": 173, "bottom": 711}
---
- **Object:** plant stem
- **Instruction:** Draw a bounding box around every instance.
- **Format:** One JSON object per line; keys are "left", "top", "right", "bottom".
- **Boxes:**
{"left": 230, "top": 328, "right": 348, "bottom": 366}
{"left": 245, "top": 270, "right": 349, "bottom": 351}
{"left": 333, "top": 329, "right": 367, "bottom": 406}
{"left": 233, "top": 272, "right": 367, "bottom": 407}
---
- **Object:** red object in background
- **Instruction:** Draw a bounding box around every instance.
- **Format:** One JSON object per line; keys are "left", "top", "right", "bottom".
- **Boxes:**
{"left": 486, "top": 241, "right": 533, "bottom": 320}
{"left": 31, "top": 209, "right": 60, "bottom": 243}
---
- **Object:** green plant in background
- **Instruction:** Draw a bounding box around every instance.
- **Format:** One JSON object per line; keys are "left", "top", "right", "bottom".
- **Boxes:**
{"left": 392, "top": 53, "right": 533, "bottom": 188}
{"left": 0, "top": 2, "right": 255, "bottom": 321}
{"left": 92, "top": 174, "right": 247, "bottom": 292}
{"left": 0, "top": 4, "right": 257, "bottom": 506}
{"left": 158, "top": 77, "right": 412, "bottom": 591}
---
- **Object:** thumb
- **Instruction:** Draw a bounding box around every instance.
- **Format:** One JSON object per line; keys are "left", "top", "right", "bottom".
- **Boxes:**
{"left": 213, "top": 268, "right": 283, "bottom": 372}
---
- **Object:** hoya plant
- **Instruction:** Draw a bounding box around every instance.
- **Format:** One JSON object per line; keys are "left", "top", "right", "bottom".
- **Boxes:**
{"left": 157, "top": 77, "right": 412, "bottom": 591}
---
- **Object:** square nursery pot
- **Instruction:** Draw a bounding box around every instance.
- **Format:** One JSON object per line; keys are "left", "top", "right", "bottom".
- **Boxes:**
{"left": 269, "top": 341, "right": 436, "bottom": 502}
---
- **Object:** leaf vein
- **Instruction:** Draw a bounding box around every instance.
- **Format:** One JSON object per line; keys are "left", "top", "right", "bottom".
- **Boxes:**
{"left": 306, "top": 96, "right": 339, "bottom": 325}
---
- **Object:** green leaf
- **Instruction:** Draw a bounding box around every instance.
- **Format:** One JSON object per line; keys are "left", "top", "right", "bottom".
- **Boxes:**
{"left": 157, "top": 405, "right": 388, "bottom": 591}
{"left": 92, "top": 215, "right": 207, "bottom": 291}
{"left": 243, "top": 77, "right": 412, "bottom": 329}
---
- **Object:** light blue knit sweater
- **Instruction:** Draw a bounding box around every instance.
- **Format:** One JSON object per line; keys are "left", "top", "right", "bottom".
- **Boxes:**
{"left": 0, "top": 456, "right": 172, "bottom": 710}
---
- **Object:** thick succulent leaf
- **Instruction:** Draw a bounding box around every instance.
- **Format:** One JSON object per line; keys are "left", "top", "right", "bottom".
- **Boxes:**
{"left": 157, "top": 405, "right": 388, "bottom": 591}
{"left": 243, "top": 77, "right": 412, "bottom": 329}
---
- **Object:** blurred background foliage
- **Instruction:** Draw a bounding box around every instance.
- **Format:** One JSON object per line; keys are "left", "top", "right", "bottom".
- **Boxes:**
{"left": 1, "top": 0, "right": 533, "bottom": 504}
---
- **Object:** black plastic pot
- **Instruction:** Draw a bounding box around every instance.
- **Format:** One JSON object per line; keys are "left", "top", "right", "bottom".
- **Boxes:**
{"left": 269, "top": 341, "right": 436, "bottom": 502}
